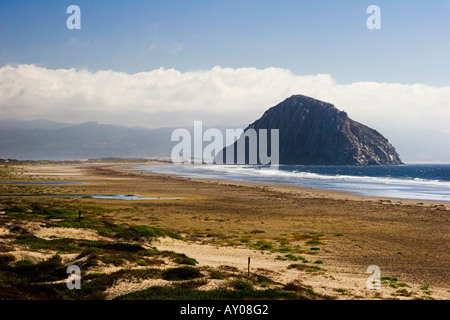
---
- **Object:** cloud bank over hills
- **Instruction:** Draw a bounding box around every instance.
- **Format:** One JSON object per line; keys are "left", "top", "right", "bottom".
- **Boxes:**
{"left": 1, "top": 64, "right": 449, "bottom": 162}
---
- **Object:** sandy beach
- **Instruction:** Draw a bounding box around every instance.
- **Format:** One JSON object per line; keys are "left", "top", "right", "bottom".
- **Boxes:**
{"left": 0, "top": 161, "right": 448, "bottom": 300}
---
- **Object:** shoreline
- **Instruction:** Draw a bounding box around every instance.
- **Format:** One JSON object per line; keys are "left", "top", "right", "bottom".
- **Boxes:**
{"left": 1, "top": 161, "right": 449, "bottom": 300}
{"left": 121, "top": 163, "right": 450, "bottom": 208}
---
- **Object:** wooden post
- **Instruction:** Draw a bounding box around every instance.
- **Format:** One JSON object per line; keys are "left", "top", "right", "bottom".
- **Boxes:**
{"left": 248, "top": 257, "right": 250, "bottom": 276}
{"left": 78, "top": 210, "right": 81, "bottom": 222}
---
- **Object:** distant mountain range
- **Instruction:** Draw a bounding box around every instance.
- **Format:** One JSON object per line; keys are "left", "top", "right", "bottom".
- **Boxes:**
{"left": 1, "top": 110, "right": 449, "bottom": 163}
{"left": 0, "top": 119, "right": 184, "bottom": 160}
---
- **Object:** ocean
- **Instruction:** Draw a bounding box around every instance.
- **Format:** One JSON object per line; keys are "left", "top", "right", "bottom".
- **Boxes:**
{"left": 135, "top": 164, "right": 450, "bottom": 202}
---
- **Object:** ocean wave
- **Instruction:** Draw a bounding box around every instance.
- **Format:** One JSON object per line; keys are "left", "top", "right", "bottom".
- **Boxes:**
{"left": 196, "top": 165, "right": 450, "bottom": 188}
{"left": 135, "top": 164, "right": 450, "bottom": 201}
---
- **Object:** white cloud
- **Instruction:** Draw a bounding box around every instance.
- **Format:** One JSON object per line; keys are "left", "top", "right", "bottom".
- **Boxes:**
{"left": 0, "top": 64, "right": 449, "bottom": 135}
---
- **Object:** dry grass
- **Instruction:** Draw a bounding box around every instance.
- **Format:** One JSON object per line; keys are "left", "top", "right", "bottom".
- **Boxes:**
{"left": 0, "top": 162, "right": 448, "bottom": 300}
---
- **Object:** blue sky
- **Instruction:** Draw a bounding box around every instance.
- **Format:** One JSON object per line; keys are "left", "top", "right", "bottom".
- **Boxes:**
{"left": 1, "top": 1, "right": 450, "bottom": 162}
{"left": 1, "top": 0, "right": 449, "bottom": 85}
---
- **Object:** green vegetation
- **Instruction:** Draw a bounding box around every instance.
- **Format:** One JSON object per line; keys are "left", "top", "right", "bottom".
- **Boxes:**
{"left": 69, "top": 221, "right": 184, "bottom": 242}
{"left": 11, "top": 233, "right": 193, "bottom": 269}
{"left": 208, "top": 268, "right": 230, "bottom": 280}
{"left": 0, "top": 252, "right": 181, "bottom": 300}
{"left": 230, "top": 279, "right": 254, "bottom": 291}
{"left": 114, "top": 286, "right": 307, "bottom": 300}
{"left": 336, "top": 288, "right": 351, "bottom": 295}
{"left": 106, "top": 225, "right": 184, "bottom": 241}
{"left": 249, "top": 229, "right": 265, "bottom": 234}
{"left": 276, "top": 254, "right": 308, "bottom": 262}
{"left": 1, "top": 249, "right": 318, "bottom": 300}
{"left": 60, "top": 268, "right": 164, "bottom": 299}
{"left": 381, "top": 276, "right": 397, "bottom": 282}
{"left": 159, "top": 251, "right": 198, "bottom": 266}
{"left": 1, "top": 254, "right": 65, "bottom": 283}
{"left": 395, "top": 288, "right": 412, "bottom": 297}
{"left": 245, "top": 233, "right": 327, "bottom": 256}
{"left": 14, "top": 234, "right": 83, "bottom": 253}
{"left": 287, "top": 264, "right": 323, "bottom": 272}
{"left": 161, "top": 267, "right": 202, "bottom": 281}
{"left": 0, "top": 186, "right": 333, "bottom": 301}
{"left": 238, "top": 236, "right": 250, "bottom": 244}
{"left": 420, "top": 285, "right": 432, "bottom": 295}
{"left": 305, "top": 240, "right": 324, "bottom": 246}
{"left": 282, "top": 281, "right": 319, "bottom": 298}
{"left": 14, "top": 234, "right": 148, "bottom": 255}
{"left": 252, "top": 274, "right": 277, "bottom": 288}
{"left": 276, "top": 244, "right": 296, "bottom": 253}
{"left": 0, "top": 254, "right": 68, "bottom": 299}
{"left": 250, "top": 239, "right": 274, "bottom": 251}
{"left": 1, "top": 201, "right": 184, "bottom": 242}
{"left": 136, "top": 260, "right": 149, "bottom": 266}
{"left": 173, "top": 279, "right": 208, "bottom": 289}
{"left": 381, "top": 276, "right": 409, "bottom": 289}
{"left": 172, "top": 255, "right": 198, "bottom": 266}
{"left": 100, "top": 255, "right": 125, "bottom": 266}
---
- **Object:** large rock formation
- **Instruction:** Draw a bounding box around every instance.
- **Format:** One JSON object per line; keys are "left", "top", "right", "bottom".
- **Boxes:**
{"left": 215, "top": 94, "right": 403, "bottom": 165}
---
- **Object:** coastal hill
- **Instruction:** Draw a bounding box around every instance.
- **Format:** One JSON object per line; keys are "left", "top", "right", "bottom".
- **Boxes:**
{"left": 0, "top": 119, "right": 175, "bottom": 160}
{"left": 0, "top": 119, "right": 244, "bottom": 161}
{"left": 215, "top": 95, "right": 403, "bottom": 165}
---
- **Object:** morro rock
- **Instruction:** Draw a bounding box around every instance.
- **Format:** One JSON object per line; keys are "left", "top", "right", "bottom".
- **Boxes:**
{"left": 215, "top": 94, "right": 403, "bottom": 165}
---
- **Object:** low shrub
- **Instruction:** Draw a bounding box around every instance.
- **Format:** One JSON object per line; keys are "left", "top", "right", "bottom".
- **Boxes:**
{"left": 161, "top": 267, "right": 202, "bottom": 281}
